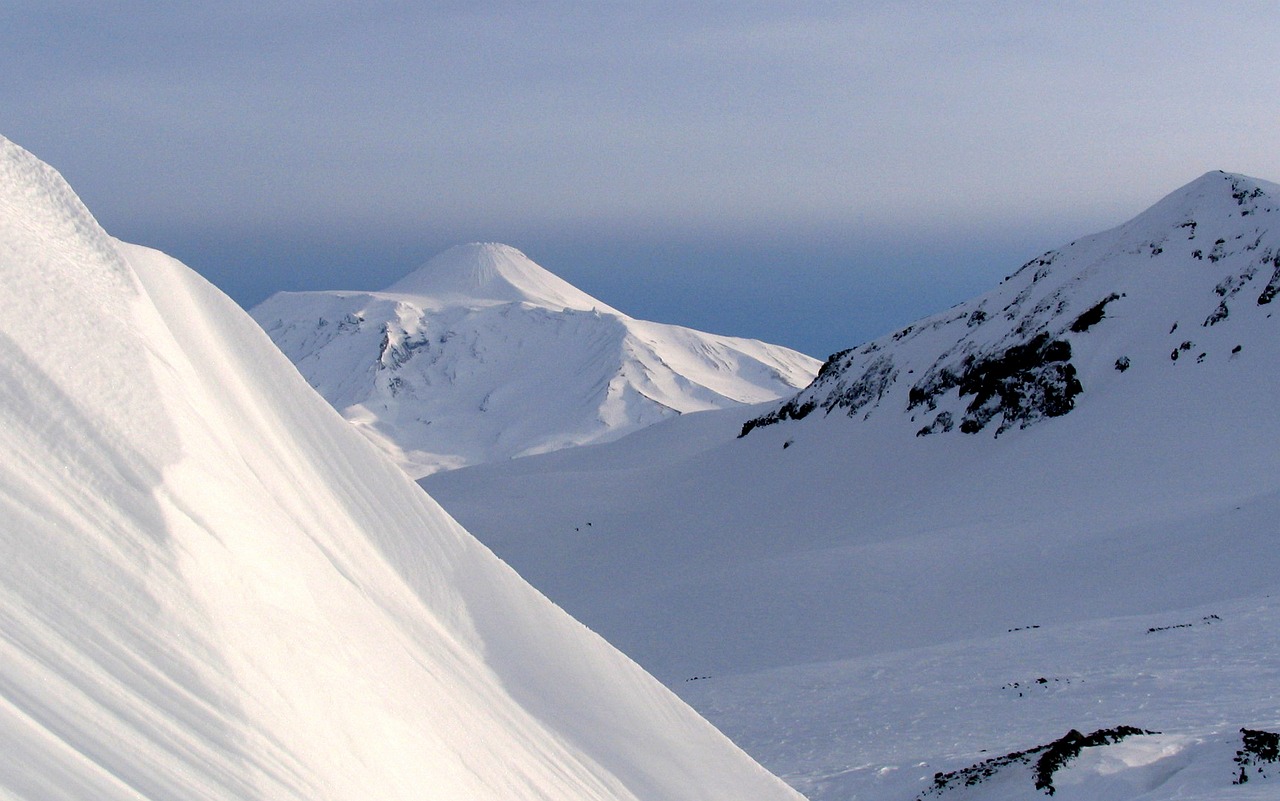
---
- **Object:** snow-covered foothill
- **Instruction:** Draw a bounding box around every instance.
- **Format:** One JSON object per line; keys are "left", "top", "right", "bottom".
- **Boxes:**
{"left": 424, "top": 172, "right": 1280, "bottom": 800}
{"left": 252, "top": 242, "right": 819, "bottom": 477}
{"left": 0, "top": 133, "right": 802, "bottom": 801}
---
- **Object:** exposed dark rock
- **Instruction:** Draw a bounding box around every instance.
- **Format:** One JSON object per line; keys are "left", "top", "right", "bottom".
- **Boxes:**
{"left": 916, "top": 411, "right": 954, "bottom": 437}
{"left": 1258, "top": 257, "right": 1280, "bottom": 305}
{"left": 738, "top": 398, "right": 816, "bottom": 437}
{"left": 1234, "top": 728, "right": 1280, "bottom": 784}
{"left": 1115, "top": 356, "right": 1130, "bottom": 372}
{"left": 952, "top": 334, "right": 1081, "bottom": 435}
{"left": 1033, "top": 727, "right": 1154, "bottom": 795}
{"left": 1001, "top": 676, "right": 1071, "bottom": 697}
{"left": 1009, "top": 251, "right": 1059, "bottom": 283}
{"left": 1209, "top": 239, "right": 1227, "bottom": 263}
{"left": 908, "top": 364, "right": 962, "bottom": 413}
{"left": 920, "top": 726, "right": 1156, "bottom": 799}
{"left": 1200, "top": 308, "right": 1222, "bottom": 328}
{"left": 1148, "top": 614, "right": 1220, "bottom": 633}
{"left": 741, "top": 354, "right": 897, "bottom": 436}
{"left": 1069, "top": 293, "right": 1123, "bottom": 333}
{"left": 906, "top": 334, "right": 1082, "bottom": 436}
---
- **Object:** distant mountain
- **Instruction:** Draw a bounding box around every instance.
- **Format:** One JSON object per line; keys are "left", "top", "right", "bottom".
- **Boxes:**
{"left": 252, "top": 242, "right": 819, "bottom": 476}
{"left": 424, "top": 172, "right": 1280, "bottom": 801}
{"left": 0, "top": 134, "right": 802, "bottom": 801}
{"left": 743, "top": 170, "right": 1280, "bottom": 440}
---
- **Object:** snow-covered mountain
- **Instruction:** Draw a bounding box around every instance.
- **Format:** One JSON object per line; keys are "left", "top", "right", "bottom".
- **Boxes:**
{"left": 743, "top": 170, "right": 1280, "bottom": 440}
{"left": 251, "top": 242, "right": 819, "bottom": 476}
{"left": 424, "top": 172, "right": 1280, "bottom": 801}
{"left": 0, "top": 134, "right": 802, "bottom": 800}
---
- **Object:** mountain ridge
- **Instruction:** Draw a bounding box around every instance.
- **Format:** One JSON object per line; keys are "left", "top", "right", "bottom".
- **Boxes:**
{"left": 741, "top": 169, "right": 1279, "bottom": 439}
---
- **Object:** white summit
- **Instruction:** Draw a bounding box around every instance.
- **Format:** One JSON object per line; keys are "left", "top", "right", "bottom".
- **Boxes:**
{"left": 0, "top": 133, "right": 802, "bottom": 801}
{"left": 385, "top": 241, "right": 615, "bottom": 310}
{"left": 252, "top": 242, "right": 819, "bottom": 476}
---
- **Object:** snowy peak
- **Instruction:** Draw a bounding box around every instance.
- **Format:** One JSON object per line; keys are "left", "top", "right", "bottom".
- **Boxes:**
{"left": 1069, "top": 170, "right": 1279, "bottom": 260}
{"left": 254, "top": 244, "right": 819, "bottom": 476}
{"left": 1136, "top": 170, "right": 1277, "bottom": 224}
{"left": 743, "top": 170, "right": 1280, "bottom": 439}
{"left": 384, "top": 242, "right": 617, "bottom": 312}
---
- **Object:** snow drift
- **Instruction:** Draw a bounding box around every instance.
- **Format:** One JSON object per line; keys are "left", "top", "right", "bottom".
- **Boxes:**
{"left": 0, "top": 134, "right": 801, "bottom": 801}
{"left": 252, "top": 242, "right": 819, "bottom": 476}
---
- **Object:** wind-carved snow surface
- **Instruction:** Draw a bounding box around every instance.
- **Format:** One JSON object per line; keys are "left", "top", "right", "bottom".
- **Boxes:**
{"left": 252, "top": 242, "right": 819, "bottom": 477}
{"left": 424, "top": 172, "right": 1280, "bottom": 801}
{"left": 0, "top": 134, "right": 802, "bottom": 801}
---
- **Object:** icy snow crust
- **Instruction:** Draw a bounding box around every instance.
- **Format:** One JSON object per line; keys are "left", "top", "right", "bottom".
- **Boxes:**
{"left": 424, "top": 172, "right": 1280, "bottom": 800}
{"left": 0, "top": 135, "right": 802, "bottom": 801}
{"left": 252, "top": 242, "right": 819, "bottom": 477}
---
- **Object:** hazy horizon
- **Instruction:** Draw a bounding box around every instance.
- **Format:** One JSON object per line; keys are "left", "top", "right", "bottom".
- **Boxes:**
{"left": 6, "top": 3, "right": 1279, "bottom": 356}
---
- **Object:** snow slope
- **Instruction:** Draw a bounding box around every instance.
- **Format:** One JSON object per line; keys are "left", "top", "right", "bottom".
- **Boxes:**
{"left": 252, "top": 242, "right": 819, "bottom": 477}
{"left": 424, "top": 172, "right": 1280, "bottom": 800}
{"left": 0, "top": 133, "right": 802, "bottom": 801}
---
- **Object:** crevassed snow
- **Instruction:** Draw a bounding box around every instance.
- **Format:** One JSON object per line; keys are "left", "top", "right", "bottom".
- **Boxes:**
{"left": 0, "top": 133, "right": 802, "bottom": 801}
{"left": 424, "top": 171, "right": 1280, "bottom": 801}
{"left": 251, "top": 243, "right": 819, "bottom": 477}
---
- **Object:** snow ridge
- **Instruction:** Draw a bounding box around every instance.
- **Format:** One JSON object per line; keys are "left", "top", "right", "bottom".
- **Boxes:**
{"left": 0, "top": 133, "right": 802, "bottom": 801}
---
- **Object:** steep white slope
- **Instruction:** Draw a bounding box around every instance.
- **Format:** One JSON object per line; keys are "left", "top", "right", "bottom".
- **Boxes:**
{"left": 423, "top": 172, "right": 1280, "bottom": 800}
{"left": 0, "top": 134, "right": 801, "bottom": 801}
{"left": 252, "top": 243, "right": 819, "bottom": 477}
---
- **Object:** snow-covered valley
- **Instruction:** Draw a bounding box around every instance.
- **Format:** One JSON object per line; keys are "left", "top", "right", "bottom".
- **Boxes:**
{"left": 422, "top": 172, "right": 1280, "bottom": 800}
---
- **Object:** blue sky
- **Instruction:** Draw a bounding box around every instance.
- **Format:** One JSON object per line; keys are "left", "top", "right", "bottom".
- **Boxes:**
{"left": 4, "top": 3, "right": 1279, "bottom": 357}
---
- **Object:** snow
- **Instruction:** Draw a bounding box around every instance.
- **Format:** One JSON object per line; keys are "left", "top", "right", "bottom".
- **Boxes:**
{"left": 384, "top": 242, "right": 620, "bottom": 312}
{"left": 0, "top": 133, "right": 802, "bottom": 801}
{"left": 251, "top": 243, "right": 819, "bottom": 477}
{"left": 423, "top": 171, "right": 1280, "bottom": 800}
